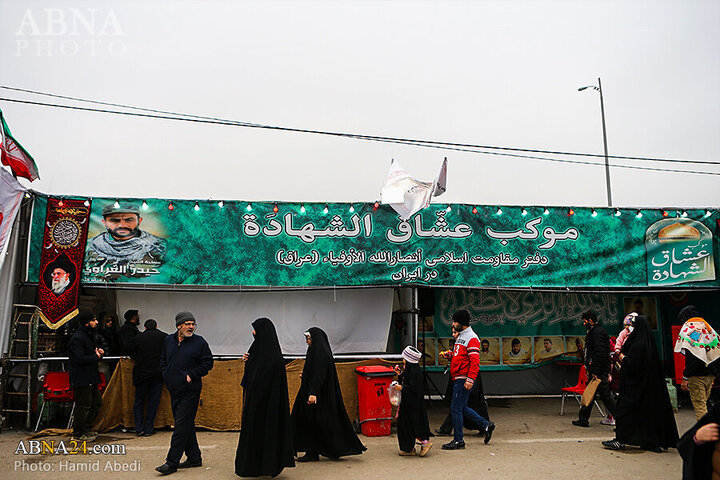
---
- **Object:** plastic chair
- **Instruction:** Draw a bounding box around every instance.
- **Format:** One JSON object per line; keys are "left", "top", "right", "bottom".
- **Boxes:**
{"left": 35, "top": 371, "right": 74, "bottom": 432}
{"left": 560, "top": 365, "right": 605, "bottom": 416}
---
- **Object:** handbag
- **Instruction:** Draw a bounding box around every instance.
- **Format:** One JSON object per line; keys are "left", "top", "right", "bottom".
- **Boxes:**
{"left": 581, "top": 376, "right": 601, "bottom": 407}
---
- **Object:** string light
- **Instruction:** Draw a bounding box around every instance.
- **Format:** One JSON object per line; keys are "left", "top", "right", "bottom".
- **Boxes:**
{"left": 83, "top": 199, "right": 90, "bottom": 207}
{"left": 113, "top": 200, "right": 120, "bottom": 208}
{"left": 373, "top": 201, "right": 379, "bottom": 210}
{"left": 472, "top": 206, "right": 478, "bottom": 214}
{"left": 662, "top": 210, "right": 669, "bottom": 217}
{"left": 349, "top": 205, "right": 355, "bottom": 213}
{"left": 681, "top": 210, "right": 688, "bottom": 217}
{"left": 496, "top": 207, "right": 503, "bottom": 216}
{"left": 614, "top": 208, "right": 621, "bottom": 217}
{"left": 636, "top": 211, "right": 643, "bottom": 218}
{"left": 58, "top": 198, "right": 64, "bottom": 207}
{"left": 446, "top": 206, "right": 452, "bottom": 212}
{"left": 300, "top": 204, "right": 306, "bottom": 213}
{"left": 705, "top": 210, "right": 712, "bottom": 217}
{"left": 246, "top": 203, "right": 252, "bottom": 212}
{"left": 168, "top": 202, "right": 174, "bottom": 211}
{"left": 568, "top": 208, "right": 575, "bottom": 216}
{"left": 142, "top": 200, "right": 148, "bottom": 209}
{"left": 543, "top": 208, "right": 550, "bottom": 215}
{"left": 218, "top": 200, "right": 224, "bottom": 208}
{"left": 273, "top": 204, "right": 279, "bottom": 213}
{"left": 591, "top": 209, "right": 597, "bottom": 217}
{"left": 194, "top": 202, "right": 200, "bottom": 211}
{"left": 323, "top": 204, "right": 329, "bottom": 214}
{"left": 521, "top": 208, "right": 528, "bottom": 216}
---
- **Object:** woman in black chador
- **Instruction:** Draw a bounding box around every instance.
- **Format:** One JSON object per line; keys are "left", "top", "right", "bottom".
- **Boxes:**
{"left": 235, "top": 318, "right": 295, "bottom": 477}
{"left": 291, "top": 327, "right": 366, "bottom": 461}
{"left": 602, "top": 315, "right": 679, "bottom": 452}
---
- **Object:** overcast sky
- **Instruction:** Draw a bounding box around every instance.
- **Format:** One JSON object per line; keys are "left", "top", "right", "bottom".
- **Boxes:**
{"left": 1, "top": 0, "right": 718, "bottom": 209}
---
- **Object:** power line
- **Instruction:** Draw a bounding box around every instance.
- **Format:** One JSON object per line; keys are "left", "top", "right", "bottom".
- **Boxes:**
{"left": 2, "top": 85, "right": 718, "bottom": 166}
{"left": 1, "top": 96, "right": 719, "bottom": 177}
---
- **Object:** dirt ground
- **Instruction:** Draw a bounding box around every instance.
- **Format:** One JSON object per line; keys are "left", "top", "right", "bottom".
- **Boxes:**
{"left": 1, "top": 397, "right": 694, "bottom": 480}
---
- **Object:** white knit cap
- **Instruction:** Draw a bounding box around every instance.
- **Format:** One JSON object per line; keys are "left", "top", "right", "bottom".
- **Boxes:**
{"left": 402, "top": 346, "right": 422, "bottom": 364}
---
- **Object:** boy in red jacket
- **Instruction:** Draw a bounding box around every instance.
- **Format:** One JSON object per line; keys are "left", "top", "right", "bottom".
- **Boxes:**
{"left": 441, "top": 310, "right": 495, "bottom": 450}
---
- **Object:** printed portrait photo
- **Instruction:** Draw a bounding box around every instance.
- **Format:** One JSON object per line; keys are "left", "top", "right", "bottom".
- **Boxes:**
{"left": 478, "top": 337, "right": 501, "bottom": 365}
{"left": 502, "top": 336, "right": 532, "bottom": 365}
{"left": 565, "top": 336, "right": 585, "bottom": 358}
{"left": 533, "top": 336, "right": 564, "bottom": 362}
{"left": 623, "top": 296, "right": 658, "bottom": 330}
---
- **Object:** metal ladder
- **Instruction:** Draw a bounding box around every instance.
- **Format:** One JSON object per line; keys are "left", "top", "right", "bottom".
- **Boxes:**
{"left": 0, "top": 305, "right": 39, "bottom": 430}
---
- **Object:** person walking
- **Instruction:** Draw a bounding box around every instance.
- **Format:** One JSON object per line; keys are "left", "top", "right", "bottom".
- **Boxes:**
{"left": 235, "top": 318, "right": 295, "bottom": 477}
{"left": 155, "top": 312, "right": 214, "bottom": 475}
{"left": 572, "top": 310, "right": 616, "bottom": 428}
{"left": 675, "top": 305, "right": 720, "bottom": 421}
{"left": 291, "top": 327, "right": 365, "bottom": 462}
{"left": 441, "top": 310, "right": 495, "bottom": 450}
{"left": 394, "top": 346, "right": 433, "bottom": 457}
{"left": 602, "top": 316, "right": 679, "bottom": 452}
{"left": 130, "top": 318, "right": 167, "bottom": 436}
{"left": 67, "top": 309, "right": 104, "bottom": 442}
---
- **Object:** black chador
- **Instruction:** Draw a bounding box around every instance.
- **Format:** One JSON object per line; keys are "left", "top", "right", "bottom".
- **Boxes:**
{"left": 614, "top": 316, "right": 679, "bottom": 450}
{"left": 235, "top": 318, "right": 295, "bottom": 478}
{"left": 397, "top": 360, "right": 433, "bottom": 453}
{"left": 291, "top": 327, "right": 366, "bottom": 461}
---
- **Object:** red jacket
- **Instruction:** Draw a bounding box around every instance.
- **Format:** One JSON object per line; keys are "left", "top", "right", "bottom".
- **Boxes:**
{"left": 450, "top": 327, "right": 480, "bottom": 384}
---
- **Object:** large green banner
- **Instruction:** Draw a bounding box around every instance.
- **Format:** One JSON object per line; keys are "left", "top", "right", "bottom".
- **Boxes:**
{"left": 26, "top": 196, "right": 719, "bottom": 288}
{"left": 418, "top": 289, "right": 663, "bottom": 371}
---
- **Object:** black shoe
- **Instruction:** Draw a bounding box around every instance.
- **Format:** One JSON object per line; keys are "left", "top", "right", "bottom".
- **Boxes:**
{"left": 484, "top": 422, "right": 496, "bottom": 444}
{"left": 297, "top": 453, "right": 320, "bottom": 462}
{"left": 602, "top": 439, "right": 625, "bottom": 451}
{"left": 572, "top": 419, "right": 589, "bottom": 428}
{"left": 433, "top": 429, "right": 452, "bottom": 436}
{"left": 441, "top": 440, "right": 465, "bottom": 450}
{"left": 178, "top": 458, "right": 202, "bottom": 468}
{"left": 143, "top": 430, "right": 156, "bottom": 437}
{"left": 136, "top": 431, "right": 145, "bottom": 437}
{"left": 155, "top": 463, "right": 177, "bottom": 475}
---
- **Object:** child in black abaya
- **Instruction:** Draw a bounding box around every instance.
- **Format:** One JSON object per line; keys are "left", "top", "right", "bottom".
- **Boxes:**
{"left": 235, "top": 318, "right": 295, "bottom": 478}
{"left": 394, "top": 345, "right": 433, "bottom": 457}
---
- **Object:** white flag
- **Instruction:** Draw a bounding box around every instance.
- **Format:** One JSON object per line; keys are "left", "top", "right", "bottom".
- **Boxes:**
{"left": 381, "top": 158, "right": 447, "bottom": 220}
{"left": 0, "top": 168, "right": 26, "bottom": 271}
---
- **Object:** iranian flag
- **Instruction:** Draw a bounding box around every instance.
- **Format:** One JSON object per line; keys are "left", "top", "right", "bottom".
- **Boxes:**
{"left": 1, "top": 110, "right": 40, "bottom": 181}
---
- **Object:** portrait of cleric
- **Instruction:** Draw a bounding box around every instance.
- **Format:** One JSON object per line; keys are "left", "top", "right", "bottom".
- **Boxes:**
{"left": 85, "top": 203, "right": 166, "bottom": 280}
{"left": 43, "top": 253, "right": 76, "bottom": 296}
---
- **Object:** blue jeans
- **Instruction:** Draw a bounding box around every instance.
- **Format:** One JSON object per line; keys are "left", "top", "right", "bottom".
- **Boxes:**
{"left": 451, "top": 379, "right": 489, "bottom": 442}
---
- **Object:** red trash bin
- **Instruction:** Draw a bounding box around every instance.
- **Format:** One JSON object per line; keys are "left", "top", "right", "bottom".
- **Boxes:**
{"left": 355, "top": 365, "right": 396, "bottom": 436}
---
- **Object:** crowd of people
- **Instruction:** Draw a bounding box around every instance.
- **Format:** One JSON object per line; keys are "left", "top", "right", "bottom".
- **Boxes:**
{"left": 63, "top": 305, "right": 718, "bottom": 478}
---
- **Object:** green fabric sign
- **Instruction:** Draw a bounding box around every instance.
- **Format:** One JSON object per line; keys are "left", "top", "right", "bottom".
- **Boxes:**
{"left": 26, "top": 196, "right": 719, "bottom": 288}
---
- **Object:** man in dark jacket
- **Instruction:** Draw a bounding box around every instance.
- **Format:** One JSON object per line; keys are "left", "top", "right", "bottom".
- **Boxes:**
{"left": 130, "top": 319, "right": 167, "bottom": 436}
{"left": 572, "top": 309, "right": 616, "bottom": 427}
{"left": 118, "top": 309, "right": 140, "bottom": 355}
{"left": 156, "top": 312, "right": 214, "bottom": 476}
{"left": 67, "top": 310, "right": 104, "bottom": 441}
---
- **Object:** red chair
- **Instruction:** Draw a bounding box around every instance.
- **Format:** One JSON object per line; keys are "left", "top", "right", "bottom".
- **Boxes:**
{"left": 34, "top": 371, "right": 107, "bottom": 432}
{"left": 560, "top": 365, "right": 605, "bottom": 417}
{"left": 35, "top": 371, "right": 74, "bottom": 431}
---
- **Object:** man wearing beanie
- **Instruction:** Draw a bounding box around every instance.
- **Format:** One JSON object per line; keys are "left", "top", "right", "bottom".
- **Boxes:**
{"left": 156, "top": 312, "right": 214, "bottom": 475}
{"left": 440, "top": 310, "right": 495, "bottom": 450}
{"left": 67, "top": 309, "right": 104, "bottom": 441}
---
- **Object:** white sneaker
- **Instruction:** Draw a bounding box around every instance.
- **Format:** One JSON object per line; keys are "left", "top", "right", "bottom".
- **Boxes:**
{"left": 600, "top": 416, "right": 615, "bottom": 426}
